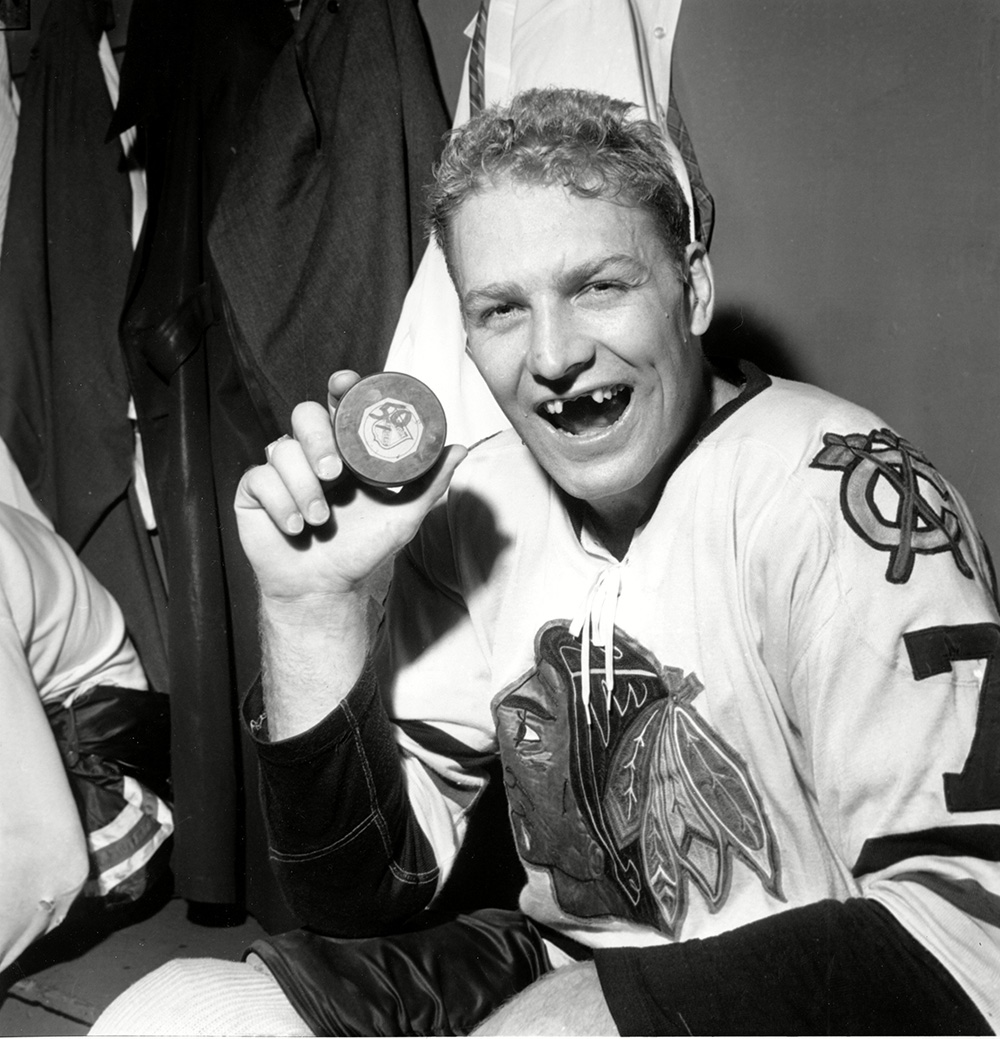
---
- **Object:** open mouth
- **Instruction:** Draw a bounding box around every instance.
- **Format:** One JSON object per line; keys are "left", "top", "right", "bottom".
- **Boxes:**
{"left": 537, "top": 384, "right": 631, "bottom": 435}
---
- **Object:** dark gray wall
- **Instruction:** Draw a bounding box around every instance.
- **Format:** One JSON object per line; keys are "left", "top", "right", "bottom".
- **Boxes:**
{"left": 676, "top": 1, "right": 1000, "bottom": 555}
{"left": 420, "top": 0, "right": 1000, "bottom": 556}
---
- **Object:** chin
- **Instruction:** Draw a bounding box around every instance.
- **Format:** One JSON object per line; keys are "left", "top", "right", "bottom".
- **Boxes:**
{"left": 548, "top": 466, "right": 641, "bottom": 508}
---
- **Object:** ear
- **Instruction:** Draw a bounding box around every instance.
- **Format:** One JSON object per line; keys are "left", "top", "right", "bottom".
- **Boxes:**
{"left": 684, "top": 242, "right": 714, "bottom": 336}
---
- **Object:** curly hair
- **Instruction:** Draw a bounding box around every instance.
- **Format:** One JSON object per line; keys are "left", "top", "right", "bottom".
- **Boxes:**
{"left": 428, "top": 87, "right": 691, "bottom": 274}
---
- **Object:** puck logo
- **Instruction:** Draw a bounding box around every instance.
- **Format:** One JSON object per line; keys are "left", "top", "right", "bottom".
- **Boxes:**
{"left": 359, "top": 398, "right": 424, "bottom": 462}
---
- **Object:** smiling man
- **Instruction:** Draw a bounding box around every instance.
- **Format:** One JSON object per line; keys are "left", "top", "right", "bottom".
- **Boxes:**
{"left": 92, "top": 88, "right": 1000, "bottom": 1036}
{"left": 447, "top": 173, "right": 737, "bottom": 558}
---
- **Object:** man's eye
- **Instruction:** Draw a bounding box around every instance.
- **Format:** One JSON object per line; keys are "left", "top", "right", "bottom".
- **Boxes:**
{"left": 581, "top": 281, "right": 625, "bottom": 299}
{"left": 481, "top": 302, "right": 519, "bottom": 325}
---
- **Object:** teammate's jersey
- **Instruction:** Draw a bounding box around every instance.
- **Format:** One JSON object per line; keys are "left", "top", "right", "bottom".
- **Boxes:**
{"left": 380, "top": 364, "right": 1000, "bottom": 1026}
{"left": 0, "top": 501, "right": 148, "bottom": 706}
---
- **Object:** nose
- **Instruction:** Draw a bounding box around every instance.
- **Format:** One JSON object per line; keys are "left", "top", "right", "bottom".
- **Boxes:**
{"left": 525, "top": 304, "right": 595, "bottom": 384}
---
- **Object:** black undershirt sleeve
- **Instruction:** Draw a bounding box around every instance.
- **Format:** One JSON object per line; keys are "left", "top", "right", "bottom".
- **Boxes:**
{"left": 241, "top": 662, "right": 440, "bottom": 936}
{"left": 594, "top": 898, "right": 990, "bottom": 1035}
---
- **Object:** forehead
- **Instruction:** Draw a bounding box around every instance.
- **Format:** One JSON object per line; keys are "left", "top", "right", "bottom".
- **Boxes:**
{"left": 450, "top": 181, "right": 668, "bottom": 289}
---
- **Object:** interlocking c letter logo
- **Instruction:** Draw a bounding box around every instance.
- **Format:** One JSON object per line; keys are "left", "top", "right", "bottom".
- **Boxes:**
{"left": 811, "top": 428, "right": 973, "bottom": 584}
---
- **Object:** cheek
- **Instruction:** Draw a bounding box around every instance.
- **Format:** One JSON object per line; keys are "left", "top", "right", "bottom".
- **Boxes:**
{"left": 469, "top": 344, "right": 523, "bottom": 402}
{"left": 645, "top": 348, "right": 698, "bottom": 401}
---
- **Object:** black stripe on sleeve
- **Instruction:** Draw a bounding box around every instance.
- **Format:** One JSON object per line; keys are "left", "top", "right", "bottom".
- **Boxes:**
{"left": 594, "top": 898, "right": 989, "bottom": 1036}
{"left": 853, "top": 825, "right": 1000, "bottom": 877}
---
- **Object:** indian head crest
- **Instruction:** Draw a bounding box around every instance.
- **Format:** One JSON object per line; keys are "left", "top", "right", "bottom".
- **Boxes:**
{"left": 494, "top": 622, "right": 783, "bottom": 938}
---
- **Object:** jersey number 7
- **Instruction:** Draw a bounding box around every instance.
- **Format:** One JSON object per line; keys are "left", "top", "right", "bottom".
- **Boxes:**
{"left": 905, "top": 622, "right": 1000, "bottom": 813}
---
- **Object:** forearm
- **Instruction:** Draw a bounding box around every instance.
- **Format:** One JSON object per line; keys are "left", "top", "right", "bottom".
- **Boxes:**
{"left": 245, "top": 663, "right": 440, "bottom": 934}
{"left": 259, "top": 589, "right": 374, "bottom": 741}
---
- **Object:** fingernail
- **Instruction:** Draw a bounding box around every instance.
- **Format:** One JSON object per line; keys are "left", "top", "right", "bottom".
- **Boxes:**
{"left": 286, "top": 512, "right": 304, "bottom": 535}
{"left": 317, "top": 455, "right": 339, "bottom": 480}
{"left": 307, "top": 500, "right": 328, "bottom": 524}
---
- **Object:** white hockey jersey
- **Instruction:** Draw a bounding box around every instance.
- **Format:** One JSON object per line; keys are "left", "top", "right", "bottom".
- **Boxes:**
{"left": 379, "top": 366, "right": 1000, "bottom": 1027}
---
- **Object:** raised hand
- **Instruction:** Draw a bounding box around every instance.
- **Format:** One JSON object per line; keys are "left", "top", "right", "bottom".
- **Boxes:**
{"left": 234, "top": 371, "right": 466, "bottom": 605}
{"left": 234, "top": 371, "right": 466, "bottom": 739}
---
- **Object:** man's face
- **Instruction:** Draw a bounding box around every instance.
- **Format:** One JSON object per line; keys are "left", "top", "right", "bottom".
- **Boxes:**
{"left": 452, "top": 180, "right": 713, "bottom": 521}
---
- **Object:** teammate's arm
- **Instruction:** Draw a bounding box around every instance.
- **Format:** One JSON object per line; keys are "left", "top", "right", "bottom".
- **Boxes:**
{"left": 0, "top": 633, "right": 88, "bottom": 971}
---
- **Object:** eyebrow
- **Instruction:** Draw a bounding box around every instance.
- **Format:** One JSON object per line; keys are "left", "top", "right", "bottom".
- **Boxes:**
{"left": 460, "top": 282, "right": 522, "bottom": 318}
{"left": 460, "top": 253, "right": 650, "bottom": 318}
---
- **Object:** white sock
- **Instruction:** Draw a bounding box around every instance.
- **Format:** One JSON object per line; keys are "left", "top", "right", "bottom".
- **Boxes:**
{"left": 88, "top": 955, "right": 313, "bottom": 1036}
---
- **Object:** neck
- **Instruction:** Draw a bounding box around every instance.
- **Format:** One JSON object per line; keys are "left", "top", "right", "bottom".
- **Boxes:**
{"left": 584, "top": 505, "right": 638, "bottom": 561}
{"left": 581, "top": 369, "right": 744, "bottom": 560}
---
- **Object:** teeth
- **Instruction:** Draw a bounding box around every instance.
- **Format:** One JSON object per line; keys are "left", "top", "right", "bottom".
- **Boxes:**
{"left": 543, "top": 384, "right": 622, "bottom": 414}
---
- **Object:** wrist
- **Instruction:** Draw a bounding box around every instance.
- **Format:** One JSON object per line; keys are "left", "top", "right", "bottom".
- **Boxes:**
{"left": 258, "top": 588, "right": 368, "bottom": 632}
{"left": 259, "top": 589, "right": 373, "bottom": 741}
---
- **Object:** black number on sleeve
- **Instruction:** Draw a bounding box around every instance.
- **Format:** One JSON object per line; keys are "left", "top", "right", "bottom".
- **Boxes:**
{"left": 904, "top": 623, "right": 1000, "bottom": 812}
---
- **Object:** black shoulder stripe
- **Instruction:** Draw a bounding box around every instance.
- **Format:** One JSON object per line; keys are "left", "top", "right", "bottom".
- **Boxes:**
{"left": 853, "top": 825, "right": 1000, "bottom": 877}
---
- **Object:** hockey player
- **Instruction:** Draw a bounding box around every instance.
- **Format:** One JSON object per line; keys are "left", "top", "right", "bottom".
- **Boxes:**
{"left": 93, "top": 88, "right": 999, "bottom": 1035}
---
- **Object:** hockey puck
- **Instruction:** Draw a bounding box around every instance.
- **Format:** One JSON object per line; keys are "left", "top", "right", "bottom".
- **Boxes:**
{"left": 333, "top": 373, "right": 447, "bottom": 487}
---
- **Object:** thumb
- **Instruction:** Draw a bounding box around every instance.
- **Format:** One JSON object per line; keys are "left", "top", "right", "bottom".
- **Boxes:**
{"left": 396, "top": 443, "right": 468, "bottom": 510}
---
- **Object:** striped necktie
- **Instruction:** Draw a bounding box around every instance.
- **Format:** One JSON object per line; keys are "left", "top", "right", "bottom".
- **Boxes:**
{"left": 666, "top": 87, "right": 715, "bottom": 246}
{"left": 469, "top": 0, "right": 490, "bottom": 116}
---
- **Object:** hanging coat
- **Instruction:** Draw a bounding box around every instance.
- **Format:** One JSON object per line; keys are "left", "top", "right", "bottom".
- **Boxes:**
{"left": 209, "top": 0, "right": 450, "bottom": 434}
{"left": 111, "top": 0, "right": 293, "bottom": 914}
{"left": 0, "top": 0, "right": 169, "bottom": 695}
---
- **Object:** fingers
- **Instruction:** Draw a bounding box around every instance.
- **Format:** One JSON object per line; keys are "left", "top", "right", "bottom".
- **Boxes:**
{"left": 235, "top": 459, "right": 312, "bottom": 537}
{"left": 237, "top": 373, "right": 467, "bottom": 544}
{"left": 290, "top": 400, "right": 342, "bottom": 481}
{"left": 327, "top": 370, "right": 362, "bottom": 418}
{"left": 269, "top": 433, "right": 334, "bottom": 528}
{"left": 239, "top": 398, "right": 341, "bottom": 535}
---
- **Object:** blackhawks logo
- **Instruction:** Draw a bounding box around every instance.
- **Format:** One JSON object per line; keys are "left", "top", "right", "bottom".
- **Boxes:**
{"left": 494, "top": 623, "right": 783, "bottom": 938}
{"left": 810, "top": 428, "right": 973, "bottom": 584}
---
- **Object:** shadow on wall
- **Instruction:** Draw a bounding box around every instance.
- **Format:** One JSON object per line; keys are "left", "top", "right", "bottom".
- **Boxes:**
{"left": 704, "top": 304, "right": 809, "bottom": 384}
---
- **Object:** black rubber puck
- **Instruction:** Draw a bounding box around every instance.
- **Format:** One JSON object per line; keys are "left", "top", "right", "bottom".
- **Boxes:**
{"left": 334, "top": 373, "right": 447, "bottom": 486}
